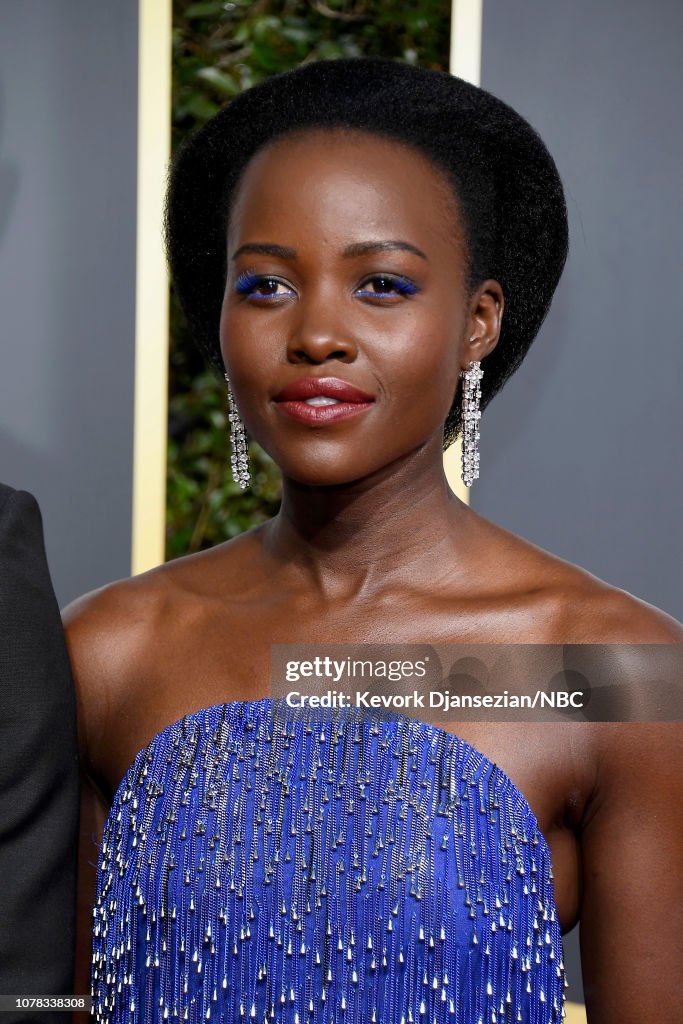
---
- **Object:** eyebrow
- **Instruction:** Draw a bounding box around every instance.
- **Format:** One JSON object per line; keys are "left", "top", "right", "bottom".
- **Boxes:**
{"left": 231, "top": 242, "right": 296, "bottom": 261}
{"left": 342, "top": 240, "right": 428, "bottom": 261}
{"left": 230, "top": 239, "right": 428, "bottom": 262}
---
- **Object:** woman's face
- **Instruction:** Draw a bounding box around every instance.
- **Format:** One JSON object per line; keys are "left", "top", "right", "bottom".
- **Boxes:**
{"left": 220, "top": 128, "right": 502, "bottom": 487}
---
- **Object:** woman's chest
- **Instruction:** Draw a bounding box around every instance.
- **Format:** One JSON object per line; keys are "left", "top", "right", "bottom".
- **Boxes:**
{"left": 102, "top": 592, "right": 598, "bottom": 931}
{"left": 94, "top": 703, "right": 568, "bottom": 1023}
{"left": 105, "top": 637, "right": 593, "bottom": 936}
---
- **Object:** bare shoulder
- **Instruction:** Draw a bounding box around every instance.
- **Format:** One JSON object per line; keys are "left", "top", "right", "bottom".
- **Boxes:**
{"left": 552, "top": 570, "right": 683, "bottom": 644}
{"left": 62, "top": 531, "right": 259, "bottom": 667}
{"left": 62, "top": 565, "right": 179, "bottom": 675}
{"left": 498, "top": 528, "right": 683, "bottom": 787}
{"left": 61, "top": 532, "right": 260, "bottom": 779}
{"left": 474, "top": 511, "right": 683, "bottom": 643}
{"left": 61, "top": 567, "right": 178, "bottom": 778}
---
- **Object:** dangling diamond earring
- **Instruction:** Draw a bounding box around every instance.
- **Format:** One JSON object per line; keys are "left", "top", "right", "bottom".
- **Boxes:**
{"left": 460, "top": 360, "right": 483, "bottom": 487}
{"left": 224, "top": 373, "right": 251, "bottom": 490}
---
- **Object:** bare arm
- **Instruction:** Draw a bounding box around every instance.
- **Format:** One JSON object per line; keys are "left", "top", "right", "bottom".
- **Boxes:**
{"left": 578, "top": 719, "right": 683, "bottom": 1022}
{"left": 62, "top": 587, "right": 113, "bottom": 1024}
{"left": 61, "top": 578, "right": 160, "bottom": 1023}
{"left": 72, "top": 771, "right": 109, "bottom": 1023}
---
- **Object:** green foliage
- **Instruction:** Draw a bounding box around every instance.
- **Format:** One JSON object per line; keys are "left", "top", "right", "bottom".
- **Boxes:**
{"left": 166, "top": 0, "right": 451, "bottom": 559}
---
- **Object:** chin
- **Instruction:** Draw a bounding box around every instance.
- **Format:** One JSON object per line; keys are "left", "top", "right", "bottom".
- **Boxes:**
{"left": 264, "top": 440, "right": 364, "bottom": 484}
{"left": 284, "top": 468, "right": 364, "bottom": 489}
{"left": 277, "top": 455, "right": 381, "bottom": 489}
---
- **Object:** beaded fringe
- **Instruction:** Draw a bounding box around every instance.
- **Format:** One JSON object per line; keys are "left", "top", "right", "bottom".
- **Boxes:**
{"left": 92, "top": 699, "right": 566, "bottom": 1023}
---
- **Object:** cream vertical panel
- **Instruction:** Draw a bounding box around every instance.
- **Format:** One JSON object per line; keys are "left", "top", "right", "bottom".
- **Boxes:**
{"left": 131, "top": 0, "right": 172, "bottom": 574}
{"left": 448, "top": 4, "right": 587, "bottom": 1019}
{"left": 564, "top": 1001, "right": 588, "bottom": 1024}
{"left": 449, "top": 0, "right": 482, "bottom": 86}
{"left": 444, "top": 0, "right": 483, "bottom": 502}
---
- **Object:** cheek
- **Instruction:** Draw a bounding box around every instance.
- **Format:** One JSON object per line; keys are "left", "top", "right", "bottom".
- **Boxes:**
{"left": 384, "top": 318, "right": 463, "bottom": 420}
{"left": 218, "top": 303, "right": 287, "bottom": 447}
{"left": 219, "top": 303, "right": 272, "bottom": 382}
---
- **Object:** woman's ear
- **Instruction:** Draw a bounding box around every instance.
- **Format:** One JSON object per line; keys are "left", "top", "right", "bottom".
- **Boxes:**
{"left": 463, "top": 279, "right": 504, "bottom": 365}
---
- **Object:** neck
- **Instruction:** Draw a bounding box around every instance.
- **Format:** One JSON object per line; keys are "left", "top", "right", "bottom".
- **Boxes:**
{"left": 262, "top": 438, "right": 474, "bottom": 601}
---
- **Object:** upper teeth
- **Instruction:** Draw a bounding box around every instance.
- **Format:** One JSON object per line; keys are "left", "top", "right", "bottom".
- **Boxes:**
{"left": 304, "top": 396, "right": 341, "bottom": 406}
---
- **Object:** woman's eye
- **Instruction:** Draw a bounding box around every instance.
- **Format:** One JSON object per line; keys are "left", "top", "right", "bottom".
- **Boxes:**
{"left": 355, "top": 275, "right": 419, "bottom": 298}
{"left": 234, "top": 272, "right": 296, "bottom": 300}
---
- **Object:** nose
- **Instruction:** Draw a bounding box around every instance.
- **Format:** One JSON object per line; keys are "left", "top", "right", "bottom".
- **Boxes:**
{"left": 286, "top": 293, "right": 359, "bottom": 365}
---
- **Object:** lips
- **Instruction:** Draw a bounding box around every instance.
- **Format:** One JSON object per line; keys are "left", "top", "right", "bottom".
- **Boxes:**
{"left": 272, "top": 376, "right": 375, "bottom": 426}
{"left": 273, "top": 376, "right": 375, "bottom": 403}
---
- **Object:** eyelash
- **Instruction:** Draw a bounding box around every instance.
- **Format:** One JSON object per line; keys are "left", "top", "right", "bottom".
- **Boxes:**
{"left": 233, "top": 271, "right": 420, "bottom": 301}
{"left": 355, "top": 275, "right": 420, "bottom": 298}
{"left": 234, "top": 272, "right": 294, "bottom": 300}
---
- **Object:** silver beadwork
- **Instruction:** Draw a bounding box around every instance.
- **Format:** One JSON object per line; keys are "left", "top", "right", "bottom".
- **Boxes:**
{"left": 91, "top": 699, "right": 565, "bottom": 1024}
{"left": 460, "top": 360, "right": 483, "bottom": 487}
{"left": 224, "top": 372, "right": 251, "bottom": 490}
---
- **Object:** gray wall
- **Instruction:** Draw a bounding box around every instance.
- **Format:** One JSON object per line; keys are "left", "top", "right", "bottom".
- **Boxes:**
{"left": 479, "top": 0, "right": 683, "bottom": 624}
{"left": 0, "top": 0, "right": 139, "bottom": 608}
{"left": 480, "top": 0, "right": 683, "bottom": 1004}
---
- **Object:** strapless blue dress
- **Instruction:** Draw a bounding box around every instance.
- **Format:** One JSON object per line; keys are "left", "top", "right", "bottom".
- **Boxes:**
{"left": 91, "top": 699, "right": 566, "bottom": 1023}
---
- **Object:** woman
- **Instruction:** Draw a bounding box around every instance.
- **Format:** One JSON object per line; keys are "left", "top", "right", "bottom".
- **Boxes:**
{"left": 64, "top": 59, "right": 683, "bottom": 1023}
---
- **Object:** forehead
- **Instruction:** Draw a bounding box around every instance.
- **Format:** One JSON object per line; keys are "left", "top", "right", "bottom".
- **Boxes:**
{"left": 227, "top": 128, "right": 464, "bottom": 253}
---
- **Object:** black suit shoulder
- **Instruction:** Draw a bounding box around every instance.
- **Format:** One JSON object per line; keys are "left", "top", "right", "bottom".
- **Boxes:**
{"left": 0, "top": 482, "right": 79, "bottom": 1018}
{"left": 0, "top": 479, "right": 19, "bottom": 514}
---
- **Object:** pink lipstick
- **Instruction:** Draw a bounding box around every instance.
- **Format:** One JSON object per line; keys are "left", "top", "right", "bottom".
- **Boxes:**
{"left": 273, "top": 376, "right": 375, "bottom": 425}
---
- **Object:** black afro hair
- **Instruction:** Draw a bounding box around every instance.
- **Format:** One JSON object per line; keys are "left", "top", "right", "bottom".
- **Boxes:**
{"left": 165, "top": 57, "right": 569, "bottom": 449}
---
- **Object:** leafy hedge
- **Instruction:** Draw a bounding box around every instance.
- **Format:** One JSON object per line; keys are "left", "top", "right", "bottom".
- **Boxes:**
{"left": 167, "top": 0, "right": 451, "bottom": 559}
